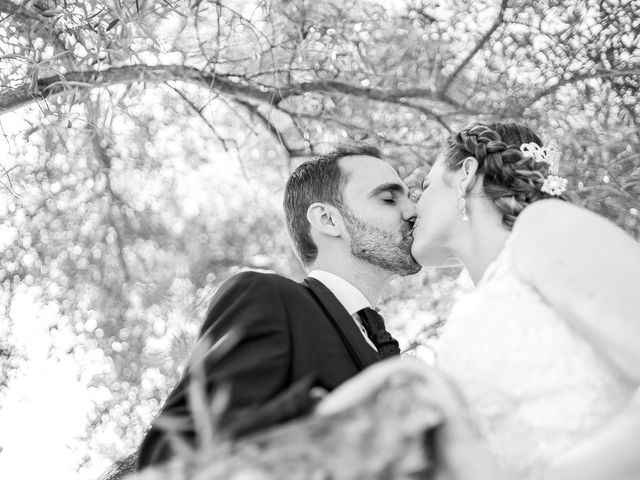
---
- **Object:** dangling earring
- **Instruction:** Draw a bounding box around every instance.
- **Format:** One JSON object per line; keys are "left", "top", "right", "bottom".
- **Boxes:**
{"left": 457, "top": 186, "right": 469, "bottom": 222}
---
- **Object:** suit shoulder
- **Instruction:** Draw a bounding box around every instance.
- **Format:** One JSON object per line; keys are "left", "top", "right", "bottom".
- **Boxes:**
{"left": 216, "top": 270, "right": 303, "bottom": 299}
{"left": 203, "top": 271, "right": 296, "bottom": 331}
{"left": 224, "top": 270, "right": 296, "bottom": 287}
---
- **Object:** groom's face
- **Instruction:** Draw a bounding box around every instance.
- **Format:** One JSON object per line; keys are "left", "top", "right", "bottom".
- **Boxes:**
{"left": 338, "top": 155, "right": 421, "bottom": 275}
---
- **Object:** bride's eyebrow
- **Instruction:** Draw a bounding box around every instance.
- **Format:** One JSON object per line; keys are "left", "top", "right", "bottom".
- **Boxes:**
{"left": 369, "top": 182, "right": 408, "bottom": 197}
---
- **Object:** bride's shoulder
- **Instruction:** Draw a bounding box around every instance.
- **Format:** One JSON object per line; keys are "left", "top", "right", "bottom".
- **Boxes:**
{"left": 514, "top": 199, "right": 602, "bottom": 234}
{"left": 510, "top": 202, "right": 640, "bottom": 381}
{"left": 512, "top": 199, "right": 632, "bottom": 251}
{"left": 510, "top": 199, "right": 640, "bottom": 280}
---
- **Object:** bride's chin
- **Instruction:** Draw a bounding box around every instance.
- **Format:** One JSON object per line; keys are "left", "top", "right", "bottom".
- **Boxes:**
{"left": 425, "top": 258, "right": 463, "bottom": 268}
{"left": 436, "top": 257, "right": 464, "bottom": 268}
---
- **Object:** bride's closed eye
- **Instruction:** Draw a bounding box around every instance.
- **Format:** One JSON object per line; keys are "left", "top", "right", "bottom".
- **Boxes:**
{"left": 421, "top": 179, "right": 431, "bottom": 190}
{"left": 409, "top": 188, "right": 422, "bottom": 202}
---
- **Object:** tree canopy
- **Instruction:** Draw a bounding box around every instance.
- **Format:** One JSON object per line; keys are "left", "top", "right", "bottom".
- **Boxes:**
{"left": 0, "top": 0, "right": 638, "bottom": 474}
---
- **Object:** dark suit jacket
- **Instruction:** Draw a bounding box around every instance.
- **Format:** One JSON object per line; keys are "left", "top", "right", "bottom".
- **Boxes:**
{"left": 137, "top": 270, "right": 383, "bottom": 469}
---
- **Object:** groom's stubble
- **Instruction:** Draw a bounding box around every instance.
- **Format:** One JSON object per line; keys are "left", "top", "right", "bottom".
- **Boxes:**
{"left": 341, "top": 206, "right": 421, "bottom": 276}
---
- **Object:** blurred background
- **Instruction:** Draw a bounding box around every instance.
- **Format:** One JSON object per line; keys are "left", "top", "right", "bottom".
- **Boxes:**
{"left": 0, "top": 0, "right": 638, "bottom": 478}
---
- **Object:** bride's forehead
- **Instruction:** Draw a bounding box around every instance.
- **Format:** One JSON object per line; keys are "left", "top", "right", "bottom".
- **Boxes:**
{"left": 428, "top": 157, "right": 448, "bottom": 176}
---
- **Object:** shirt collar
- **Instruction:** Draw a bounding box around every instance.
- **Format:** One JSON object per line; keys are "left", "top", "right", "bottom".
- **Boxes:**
{"left": 308, "top": 270, "right": 371, "bottom": 316}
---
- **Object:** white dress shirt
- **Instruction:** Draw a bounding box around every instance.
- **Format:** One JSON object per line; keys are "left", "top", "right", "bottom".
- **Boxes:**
{"left": 308, "top": 270, "right": 378, "bottom": 351}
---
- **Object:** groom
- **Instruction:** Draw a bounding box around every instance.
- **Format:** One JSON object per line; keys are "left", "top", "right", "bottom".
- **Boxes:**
{"left": 137, "top": 144, "right": 420, "bottom": 469}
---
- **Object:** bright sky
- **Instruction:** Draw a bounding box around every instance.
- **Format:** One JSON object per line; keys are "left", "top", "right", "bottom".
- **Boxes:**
{"left": 0, "top": 290, "right": 112, "bottom": 480}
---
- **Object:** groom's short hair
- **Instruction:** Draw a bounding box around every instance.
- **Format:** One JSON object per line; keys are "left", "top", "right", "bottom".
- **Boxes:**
{"left": 284, "top": 144, "right": 382, "bottom": 267}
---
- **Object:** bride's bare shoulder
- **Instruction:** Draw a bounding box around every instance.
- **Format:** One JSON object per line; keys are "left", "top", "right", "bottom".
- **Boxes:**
{"left": 512, "top": 199, "right": 635, "bottom": 255}
{"left": 509, "top": 198, "right": 640, "bottom": 288}
{"left": 514, "top": 199, "right": 601, "bottom": 233}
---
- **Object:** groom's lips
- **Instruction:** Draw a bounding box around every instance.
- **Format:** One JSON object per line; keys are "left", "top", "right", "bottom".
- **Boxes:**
{"left": 402, "top": 227, "right": 414, "bottom": 241}
{"left": 404, "top": 232, "right": 415, "bottom": 246}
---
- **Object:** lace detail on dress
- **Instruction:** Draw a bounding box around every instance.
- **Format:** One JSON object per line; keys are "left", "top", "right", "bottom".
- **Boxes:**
{"left": 436, "top": 237, "right": 634, "bottom": 478}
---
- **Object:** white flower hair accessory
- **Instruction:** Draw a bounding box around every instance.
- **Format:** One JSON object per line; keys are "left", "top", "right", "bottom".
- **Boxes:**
{"left": 520, "top": 141, "right": 567, "bottom": 196}
{"left": 520, "top": 142, "right": 560, "bottom": 174}
{"left": 541, "top": 175, "right": 568, "bottom": 196}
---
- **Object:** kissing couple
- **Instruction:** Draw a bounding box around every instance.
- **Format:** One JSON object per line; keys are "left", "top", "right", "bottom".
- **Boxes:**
{"left": 137, "top": 121, "right": 640, "bottom": 480}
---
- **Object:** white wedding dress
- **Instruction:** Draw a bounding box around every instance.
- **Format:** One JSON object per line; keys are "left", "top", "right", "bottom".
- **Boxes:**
{"left": 436, "top": 237, "right": 635, "bottom": 478}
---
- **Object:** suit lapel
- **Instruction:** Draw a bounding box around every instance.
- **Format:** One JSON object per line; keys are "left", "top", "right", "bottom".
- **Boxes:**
{"left": 303, "top": 277, "right": 381, "bottom": 369}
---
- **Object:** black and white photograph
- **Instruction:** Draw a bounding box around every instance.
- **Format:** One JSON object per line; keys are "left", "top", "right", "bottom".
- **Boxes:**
{"left": 0, "top": 0, "right": 638, "bottom": 479}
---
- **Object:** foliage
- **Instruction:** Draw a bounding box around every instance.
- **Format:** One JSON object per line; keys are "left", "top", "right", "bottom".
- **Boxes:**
{"left": 0, "top": 0, "right": 638, "bottom": 471}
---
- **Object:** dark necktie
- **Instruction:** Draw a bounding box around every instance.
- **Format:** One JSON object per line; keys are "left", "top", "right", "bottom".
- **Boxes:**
{"left": 357, "top": 307, "right": 401, "bottom": 359}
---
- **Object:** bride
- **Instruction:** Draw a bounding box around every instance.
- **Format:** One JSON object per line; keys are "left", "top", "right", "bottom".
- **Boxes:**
{"left": 318, "top": 122, "right": 640, "bottom": 480}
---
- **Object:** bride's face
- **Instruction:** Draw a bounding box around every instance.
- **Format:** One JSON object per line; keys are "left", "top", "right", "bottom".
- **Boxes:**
{"left": 411, "top": 157, "right": 464, "bottom": 267}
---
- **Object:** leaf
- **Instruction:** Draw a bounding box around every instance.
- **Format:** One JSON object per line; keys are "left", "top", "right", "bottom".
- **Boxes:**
{"left": 113, "top": 0, "right": 123, "bottom": 16}
{"left": 138, "top": 0, "right": 150, "bottom": 17}
{"left": 622, "top": 180, "right": 640, "bottom": 191}
{"left": 107, "top": 18, "right": 119, "bottom": 32}
{"left": 66, "top": 87, "right": 78, "bottom": 112}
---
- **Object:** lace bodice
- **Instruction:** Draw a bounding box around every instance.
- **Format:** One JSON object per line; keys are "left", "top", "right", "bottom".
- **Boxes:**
{"left": 436, "top": 238, "right": 634, "bottom": 477}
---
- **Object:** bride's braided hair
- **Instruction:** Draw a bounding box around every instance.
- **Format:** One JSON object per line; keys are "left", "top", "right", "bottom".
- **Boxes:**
{"left": 444, "top": 122, "right": 570, "bottom": 229}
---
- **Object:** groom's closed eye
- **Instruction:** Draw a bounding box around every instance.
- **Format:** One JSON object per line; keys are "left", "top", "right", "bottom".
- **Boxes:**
{"left": 371, "top": 183, "right": 409, "bottom": 204}
{"left": 380, "top": 193, "right": 398, "bottom": 204}
{"left": 380, "top": 190, "right": 416, "bottom": 204}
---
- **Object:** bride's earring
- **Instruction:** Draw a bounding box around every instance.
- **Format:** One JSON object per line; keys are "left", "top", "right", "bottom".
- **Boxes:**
{"left": 457, "top": 186, "right": 469, "bottom": 222}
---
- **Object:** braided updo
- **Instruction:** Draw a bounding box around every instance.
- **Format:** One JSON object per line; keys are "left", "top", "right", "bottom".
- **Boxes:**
{"left": 444, "top": 121, "right": 570, "bottom": 229}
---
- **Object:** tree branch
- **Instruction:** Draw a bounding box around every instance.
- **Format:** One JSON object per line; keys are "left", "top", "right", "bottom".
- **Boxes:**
{"left": 0, "top": 64, "right": 468, "bottom": 115}
{"left": 272, "top": 79, "right": 444, "bottom": 104}
{"left": 233, "top": 98, "right": 307, "bottom": 158}
{"left": 0, "top": 65, "right": 273, "bottom": 113}
{"left": 438, "top": 0, "right": 509, "bottom": 95}
{"left": 0, "top": 0, "right": 41, "bottom": 20}
{"left": 393, "top": 99, "right": 452, "bottom": 132}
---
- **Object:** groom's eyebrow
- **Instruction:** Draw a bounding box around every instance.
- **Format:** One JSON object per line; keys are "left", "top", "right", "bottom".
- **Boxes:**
{"left": 369, "top": 182, "right": 409, "bottom": 197}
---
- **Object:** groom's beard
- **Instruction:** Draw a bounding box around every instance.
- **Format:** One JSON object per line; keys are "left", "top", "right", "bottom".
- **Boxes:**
{"left": 342, "top": 208, "right": 421, "bottom": 276}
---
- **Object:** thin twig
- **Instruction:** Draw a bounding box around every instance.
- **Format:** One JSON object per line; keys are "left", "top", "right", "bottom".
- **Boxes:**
{"left": 165, "top": 82, "right": 235, "bottom": 151}
{"left": 438, "top": 0, "right": 509, "bottom": 95}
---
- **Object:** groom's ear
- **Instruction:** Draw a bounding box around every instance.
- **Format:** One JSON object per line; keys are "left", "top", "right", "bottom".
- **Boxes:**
{"left": 459, "top": 156, "right": 479, "bottom": 193}
{"left": 307, "top": 203, "right": 342, "bottom": 237}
